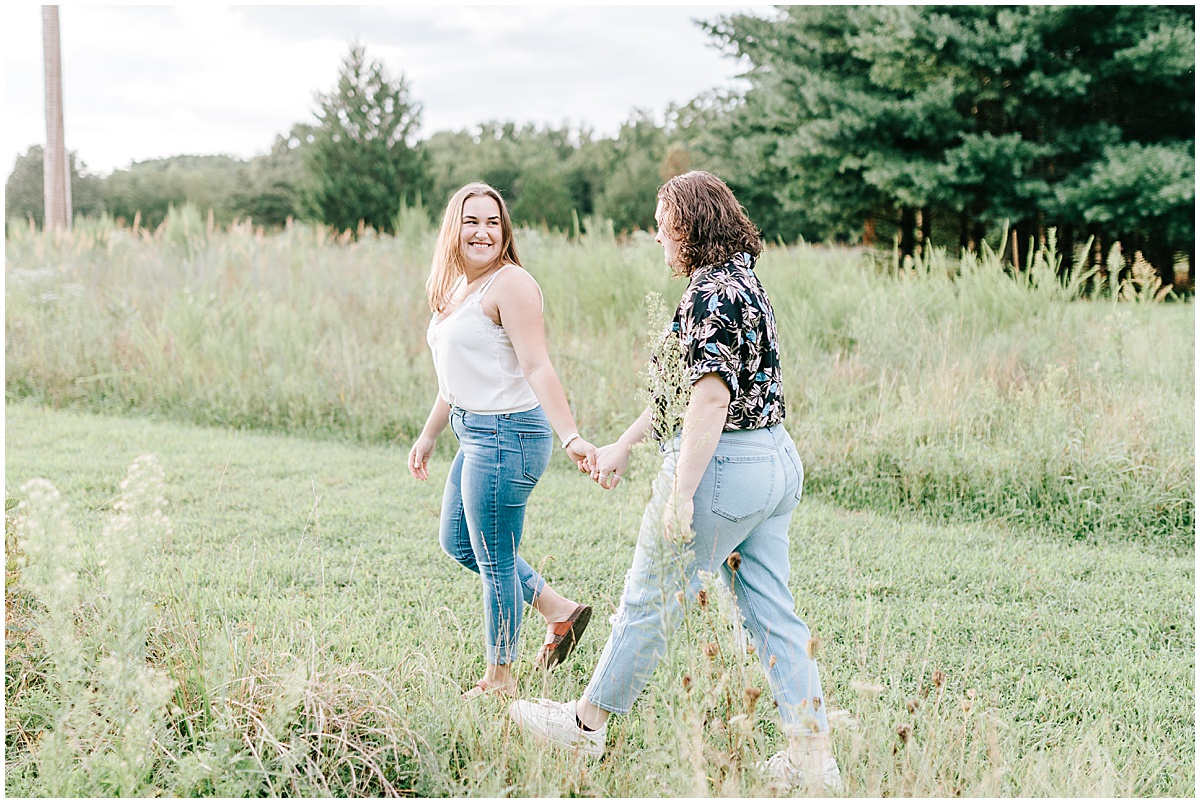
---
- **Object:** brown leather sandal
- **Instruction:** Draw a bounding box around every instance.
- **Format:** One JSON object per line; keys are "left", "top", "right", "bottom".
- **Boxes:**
{"left": 534, "top": 604, "right": 592, "bottom": 670}
{"left": 461, "top": 678, "right": 516, "bottom": 701}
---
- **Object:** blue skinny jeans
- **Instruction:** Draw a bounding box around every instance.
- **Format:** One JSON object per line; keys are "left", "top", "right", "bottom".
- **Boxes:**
{"left": 440, "top": 405, "right": 553, "bottom": 665}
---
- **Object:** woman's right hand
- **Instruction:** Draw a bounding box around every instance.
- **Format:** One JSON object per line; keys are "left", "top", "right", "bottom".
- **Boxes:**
{"left": 408, "top": 436, "right": 436, "bottom": 481}
{"left": 591, "top": 442, "right": 631, "bottom": 490}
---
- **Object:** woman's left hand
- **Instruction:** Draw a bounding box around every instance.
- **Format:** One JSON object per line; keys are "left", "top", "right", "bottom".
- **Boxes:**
{"left": 566, "top": 438, "right": 596, "bottom": 473}
{"left": 662, "top": 494, "right": 695, "bottom": 544}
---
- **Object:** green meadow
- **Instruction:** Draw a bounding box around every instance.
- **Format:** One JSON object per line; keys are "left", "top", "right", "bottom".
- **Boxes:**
{"left": 4, "top": 211, "right": 1195, "bottom": 796}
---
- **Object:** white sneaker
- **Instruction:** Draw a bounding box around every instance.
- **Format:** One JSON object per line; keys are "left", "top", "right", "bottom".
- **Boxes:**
{"left": 508, "top": 698, "right": 606, "bottom": 758}
{"left": 760, "top": 748, "right": 845, "bottom": 794}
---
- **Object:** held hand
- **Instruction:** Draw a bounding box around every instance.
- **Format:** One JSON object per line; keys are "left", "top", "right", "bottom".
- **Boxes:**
{"left": 566, "top": 438, "right": 596, "bottom": 474}
{"left": 408, "top": 436, "right": 435, "bottom": 481}
{"left": 662, "top": 494, "right": 695, "bottom": 544}
{"left": 591, "top": 442, "right": 631, "bottom": 490}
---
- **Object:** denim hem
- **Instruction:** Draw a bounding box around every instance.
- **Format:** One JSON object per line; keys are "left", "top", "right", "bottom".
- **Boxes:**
{"left": 442, "top": 406, "right": 552, "bottom": 668}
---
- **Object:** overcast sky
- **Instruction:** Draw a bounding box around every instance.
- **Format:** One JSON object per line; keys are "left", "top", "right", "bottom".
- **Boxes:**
{"left": 4, "top": 3, "right": 775, "bottom": 176}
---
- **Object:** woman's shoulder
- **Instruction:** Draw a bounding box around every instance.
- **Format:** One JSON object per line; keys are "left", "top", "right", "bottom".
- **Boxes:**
{"left": 498, "top": 262, "right": 533, "bottom": 278}
{"left": 489, "top": 264, "right": 543, "bottom": 307}
{"left": 494, "top": 264, "right": 541, "bottom": 291}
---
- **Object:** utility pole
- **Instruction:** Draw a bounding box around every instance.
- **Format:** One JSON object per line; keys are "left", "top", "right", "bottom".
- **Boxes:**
{"left": 43, "top": 4, "right": 71, "bottom": 231}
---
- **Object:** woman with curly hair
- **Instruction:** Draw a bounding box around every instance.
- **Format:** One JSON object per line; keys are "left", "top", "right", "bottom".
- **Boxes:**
{"left": 509, "top": 171, "right": 843, "bottom": 793}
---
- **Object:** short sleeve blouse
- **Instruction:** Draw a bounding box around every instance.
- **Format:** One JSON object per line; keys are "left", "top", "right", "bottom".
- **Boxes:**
{"left": 662, "top": 251, "right": 786, "bottom": 432}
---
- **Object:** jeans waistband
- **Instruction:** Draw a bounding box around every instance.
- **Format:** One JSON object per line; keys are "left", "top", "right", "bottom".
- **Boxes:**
{"left": 663, "top": 424, "right": 791, "bottom": 453}
{"left": 450, "top": 403, "right": 542, "bottom": 419}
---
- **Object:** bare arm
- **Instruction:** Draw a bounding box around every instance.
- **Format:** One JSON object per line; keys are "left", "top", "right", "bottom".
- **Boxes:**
{"left": 408, "top": 394, "right": 451, "bottom": 481}
{"left": 618, "top": 407, "right": 656, "bottom": 450}
{"left": 592, "top": 406, "right": 654, "bottom": 489}
{"left": 664, "top": 373, "right": 730, "bottom": 541}
{"left": 493, "top": 269, "right": 594, "bottom": 467}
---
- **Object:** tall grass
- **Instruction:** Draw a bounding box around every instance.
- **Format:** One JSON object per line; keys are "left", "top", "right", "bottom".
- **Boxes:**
{"left": 5, "top": 457, "right": 430, "bottom": 795}
{"left": 5, "top": 208, "right": 1193, "bottom": 550}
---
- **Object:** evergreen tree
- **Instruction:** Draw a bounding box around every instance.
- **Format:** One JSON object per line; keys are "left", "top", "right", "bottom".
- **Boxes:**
{"left": 700, "top": 6, "right": 896, "bottom": 246}
{"left": 703, "top": 5, "right": 1195, "bottom": 283}
{"left": 301, "top": 42, "right": 425, "bottom": 234}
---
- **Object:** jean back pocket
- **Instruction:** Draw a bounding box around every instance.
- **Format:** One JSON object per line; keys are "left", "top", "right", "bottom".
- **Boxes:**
{"left": 711, "top": 454, "right": 775, "bottom": 522}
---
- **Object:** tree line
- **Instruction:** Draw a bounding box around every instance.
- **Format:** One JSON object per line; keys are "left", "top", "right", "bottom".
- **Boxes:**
{"left": 6, "top": 6, "right": 1194, "bottom": 287}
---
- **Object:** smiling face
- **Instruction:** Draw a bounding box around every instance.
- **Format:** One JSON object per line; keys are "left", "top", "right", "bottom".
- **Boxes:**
{"left": 654, "top": 199, "right": 683, "bottom": 272}
{"left": 459, "top": 194, "right": 504, "bottom": 273}
{"left": 428, "top": 183, "right": 522, "bottom": 313}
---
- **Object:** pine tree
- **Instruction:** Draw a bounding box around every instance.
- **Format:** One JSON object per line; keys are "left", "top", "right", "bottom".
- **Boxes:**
{"left": 300, "top": 43, "right": 425, "bottom": 234}
{"left": 701, "top": 5, "right": 1195, "bottom": 284}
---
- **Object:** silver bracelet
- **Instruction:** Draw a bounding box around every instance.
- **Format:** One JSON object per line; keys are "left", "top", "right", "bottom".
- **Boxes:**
{"left": 562, "top": 432, "right": 581, "bottom": 450}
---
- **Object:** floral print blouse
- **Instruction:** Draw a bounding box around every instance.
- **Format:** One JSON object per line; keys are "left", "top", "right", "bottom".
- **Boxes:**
{"left": 654, "top": 251, "right": 786, "bottom": 434}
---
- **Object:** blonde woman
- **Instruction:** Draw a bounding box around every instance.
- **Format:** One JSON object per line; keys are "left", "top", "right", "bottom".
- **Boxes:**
{"left": 409, "top": 183, "right": 595, "bottom": 699}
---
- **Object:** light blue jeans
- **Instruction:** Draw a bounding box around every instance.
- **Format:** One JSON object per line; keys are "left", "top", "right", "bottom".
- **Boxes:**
{"left": 583, "top": 425, "right": 830, "bottom": 735}
{"left": 440, "top": 406, "right": 553, "bottom": 665}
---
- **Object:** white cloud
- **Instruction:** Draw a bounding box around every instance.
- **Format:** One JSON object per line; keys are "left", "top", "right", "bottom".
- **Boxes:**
{"left": 4, "top": 3, "right": 765, "bottom": 175}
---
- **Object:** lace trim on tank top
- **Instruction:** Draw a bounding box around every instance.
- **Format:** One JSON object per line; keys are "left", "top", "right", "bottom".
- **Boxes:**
{"left": 429, "top": 265, "right": 509, "bottom": 330}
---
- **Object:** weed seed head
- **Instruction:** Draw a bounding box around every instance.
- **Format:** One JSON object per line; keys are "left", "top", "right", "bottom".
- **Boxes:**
{"left": 742, "top": 686, "right": 762, "bottom": 714}
{"left": 726, "top": 552, "right": 742, "bottom": 572}
{"left": 675, "top": 590, "right": 686, "bottom": 605}
{"left": 768, "top": 655, "right": 777, "bottom": 668}
{"left": 806, "top": 636, "right": 822, "bottom": 658}
{"left": 696, "top": 589, "right": 708, "bottom": 609}
{"left": 702, "top": 641, "right": 720, "bottom": 660}
{"left": 932, "top": 669, "right": 945, "bottom": 688}
{"left": 682, "top": 673, "right": 693, "bottom": 691}
{"left": 850, "top": 680, "right": 884, "bottom": 696}
{"left": 897, "top": 723, "right": 913, "bottom": 744}
{"left": 906, "top": 698, "right": 920, "bottom": 714}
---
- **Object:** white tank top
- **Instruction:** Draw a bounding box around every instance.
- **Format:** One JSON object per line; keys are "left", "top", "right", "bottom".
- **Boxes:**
{"left": 425, "top": 265, "right": 540, "bottom": 415}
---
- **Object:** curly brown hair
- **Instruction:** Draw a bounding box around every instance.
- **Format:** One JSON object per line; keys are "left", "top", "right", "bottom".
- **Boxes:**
{"left": 657, "top": 171, "right": 762, "bottom": 276}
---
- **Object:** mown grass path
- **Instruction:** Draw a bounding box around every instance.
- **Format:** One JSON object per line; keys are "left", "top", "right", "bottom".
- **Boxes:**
{"left": 5, "top": 402, "right": 1194, "bottom": 796}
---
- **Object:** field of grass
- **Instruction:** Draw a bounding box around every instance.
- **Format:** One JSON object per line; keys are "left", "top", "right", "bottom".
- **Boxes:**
{"left": 4, "top": 403, "right": 1193, "bottom": 796}
{"left": 4, "top": 212, "right": 1195, "bottom": 796}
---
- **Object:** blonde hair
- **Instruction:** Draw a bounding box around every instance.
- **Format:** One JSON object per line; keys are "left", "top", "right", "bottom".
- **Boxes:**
{"left": 426, "top": 183, "right": 522, "bottom": 313}
{"left": 657, "top": 171, "right": 761, "bottom": 276}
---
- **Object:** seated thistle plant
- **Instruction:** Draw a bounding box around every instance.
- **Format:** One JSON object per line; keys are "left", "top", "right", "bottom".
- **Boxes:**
{"left": 639, "top": 292, "right": 700, "bottom": 546}
{"left": 16, "top": 455, "right": 174, "bottom": 797}
{"left": 641, "top": 291, "right": 692, "bottom": 447}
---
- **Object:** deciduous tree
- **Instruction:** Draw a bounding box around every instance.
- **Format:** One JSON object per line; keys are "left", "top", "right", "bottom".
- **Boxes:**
{"left": 5, "top": 145, "right": 103, "bottom": 228}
